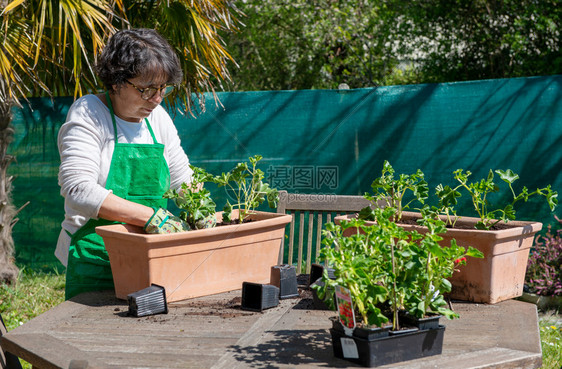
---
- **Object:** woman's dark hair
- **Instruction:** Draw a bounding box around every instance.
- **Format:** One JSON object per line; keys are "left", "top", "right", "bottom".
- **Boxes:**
{"left": 96, "top": 28, "right": 183, "bottom": 90}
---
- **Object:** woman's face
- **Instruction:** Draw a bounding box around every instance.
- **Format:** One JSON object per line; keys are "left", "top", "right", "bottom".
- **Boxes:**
{"left": 110, "top": 75, "right": 168, "bottom": 123}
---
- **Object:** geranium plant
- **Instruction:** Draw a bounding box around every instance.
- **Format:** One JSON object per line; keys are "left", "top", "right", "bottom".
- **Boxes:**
{"left": 164, "top": 155, "right": 280, "bottom": 227}
{"left": 315, "top": 206, "right": 483, "bottom": 330}
{"left": 359, "top": 161, "right": 558, "bottom": 230}
{"left": 213, "top": 155, "right": 279, "bottom": 223}
{"left": 164, "top": 165, "right": 217, "bottom": 229}
{"left": 452, "top": 169, "right": 558, "bottom": 230}
{"left": 359, "top": 160, "right": 428, "bottom": 222}
{"left": 525, "top": 216, "right": 562, "bottom": 296}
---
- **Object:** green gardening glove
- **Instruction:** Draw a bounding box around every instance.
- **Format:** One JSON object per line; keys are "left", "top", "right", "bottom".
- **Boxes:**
{"left": 193, "top": 215, "right": 217, "bottom": 230}
{"left": 144, "top": 208, "right": 190, "bottom": 234}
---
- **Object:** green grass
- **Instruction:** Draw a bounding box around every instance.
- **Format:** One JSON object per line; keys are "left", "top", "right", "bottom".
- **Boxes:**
{"left": 1, "top": 271, "right": 561, "bottom": 368}
{"left": 539, "top": 311, "right": 562, "bottom": 369}
{"left": 0, "top": 269, "right": 65, "bottom": 331}
{"left": 0, "top": 269, "right": 65, "bottom": 369}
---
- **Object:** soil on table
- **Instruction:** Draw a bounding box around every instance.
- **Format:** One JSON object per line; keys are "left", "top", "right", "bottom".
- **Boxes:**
{"left": 170, "top": 296, "right": 254, "bottom": 318}
{"left": 158, "top": 274, "right": 316, "bottom": 318}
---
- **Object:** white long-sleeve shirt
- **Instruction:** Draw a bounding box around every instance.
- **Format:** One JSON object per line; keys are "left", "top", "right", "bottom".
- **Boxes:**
{"left": 56, "top": 94, "right": 193, "bottom": 266}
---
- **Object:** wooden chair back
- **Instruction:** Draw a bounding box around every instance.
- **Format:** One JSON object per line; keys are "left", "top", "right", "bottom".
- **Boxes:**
{"left": 276, "top": 191, "right": 372, "bottom": 273}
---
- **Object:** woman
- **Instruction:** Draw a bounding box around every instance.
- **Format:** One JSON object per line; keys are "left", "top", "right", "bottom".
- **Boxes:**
{"left": 57, "top": 29, "right": 192, "bottom": 300}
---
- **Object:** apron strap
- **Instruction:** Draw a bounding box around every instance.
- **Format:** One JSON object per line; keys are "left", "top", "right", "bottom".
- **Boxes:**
{"left": 104, "top": 91, "right": 159, "bottom": 145}
{"left": 145, "top": 118, "right": 158, "bottom": 144}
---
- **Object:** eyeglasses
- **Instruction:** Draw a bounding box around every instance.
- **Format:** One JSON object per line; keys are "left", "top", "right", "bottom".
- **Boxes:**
{"left": 125, "top": 80, "right": 175, "bottom": 100}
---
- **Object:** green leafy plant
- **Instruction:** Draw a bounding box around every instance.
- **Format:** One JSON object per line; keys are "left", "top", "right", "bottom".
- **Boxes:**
{"left": 315, "top": 206, "right": 483, "bottom": 330}
{"left": 359, "top": 161, "right": 558, "bottom": 230}
{"left": 432, "top": 183, "right": 462, "bottom": 227}
{"left": 164, "top": 156, "right": 281, "bottom": 228}
{"left": 453, "top": 169, "right": 558, "bottom": 230}
{"left": 359, "top": 160, "right": 429, "bottom": 222}
{"left": 412, "top": 207, "right": 483, "bottom": 316}
{"left": 164, "top": 165, "right": 217, "bottom": 230}
{"left": 213, "top": 155, "right": 279, "bottom": 223}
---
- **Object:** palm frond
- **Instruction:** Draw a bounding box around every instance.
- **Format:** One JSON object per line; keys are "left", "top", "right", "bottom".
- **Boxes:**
{"left": 1, "top": 0, "right": 240, "bottom": 115}
{"left": 0, "top": 17, "right": 47, "bottom": 105}
{"left": 154, "top": 0, "right": 241, "bottom": 113}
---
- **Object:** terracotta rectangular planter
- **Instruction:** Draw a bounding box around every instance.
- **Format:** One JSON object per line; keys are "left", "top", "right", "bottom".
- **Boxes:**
{"left": 95, "top": 210, "right": 291, "bottom": 302}
{"left": 336, "top": 212, "right": 542, "bottom": 304}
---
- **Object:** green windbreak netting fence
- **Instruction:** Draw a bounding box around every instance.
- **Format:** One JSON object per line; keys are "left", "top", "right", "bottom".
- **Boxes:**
{"left": 9, "top": 75, "right": 562, "bottom": 271}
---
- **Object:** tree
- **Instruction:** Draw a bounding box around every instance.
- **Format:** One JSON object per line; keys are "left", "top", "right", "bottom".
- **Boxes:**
{"left": 395, "top": 0, "right": 562, "bottom": 83}
{"left": 222, "top": 0, "right": 400, "bottom": 91}
{"left": 0, "top": 0, "right": 240, "bottom": 283}
{"left": 223, "top": 0, "right": 561, "bottom": 91}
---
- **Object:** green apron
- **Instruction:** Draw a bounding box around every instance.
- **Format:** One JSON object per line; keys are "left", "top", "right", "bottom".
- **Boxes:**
{"left": 65, "top": 92, "right": 170, "bottom": 300}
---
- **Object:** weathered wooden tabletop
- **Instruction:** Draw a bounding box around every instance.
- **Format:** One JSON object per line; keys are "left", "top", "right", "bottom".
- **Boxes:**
{"left": 0, "top": 287, "right": 542, "bottom": 369}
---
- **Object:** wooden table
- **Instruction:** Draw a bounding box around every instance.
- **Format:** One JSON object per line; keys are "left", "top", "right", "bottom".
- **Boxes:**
{"left": 0, "top": 289, "right": 543, "bottom": 369}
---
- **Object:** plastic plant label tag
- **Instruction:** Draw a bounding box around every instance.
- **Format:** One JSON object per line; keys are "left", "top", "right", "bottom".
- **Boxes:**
{"left": 335, "top": 285, "right": 356, "bottom": 336}
{"left": 340, "top": 337, "right": 359, "bottom": 359}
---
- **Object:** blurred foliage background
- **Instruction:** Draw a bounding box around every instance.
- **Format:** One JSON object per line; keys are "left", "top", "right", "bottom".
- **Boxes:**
{"left": 222, "top": 0, "right": 561, "bottom": 91}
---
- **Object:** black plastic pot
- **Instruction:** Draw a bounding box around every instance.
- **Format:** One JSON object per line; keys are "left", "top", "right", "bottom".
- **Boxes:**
{"left": 331, "top": 318, "right": 390, "bottom": 340}
{"left": 241, "top": 282, "right": 280, "bottom": 311}
{"left": 270, "top": 264, "right": 299, "bottom": 299}
{"left": 310, "top": 279, "right": 336, "bottom": 311}
{"left": 388, "top": 327, "right": 420, "bottom": 336}
{"left": 309, "top": 263, "right": 336, "bottom": 287}
{"left": 400, "top": 313, "right": 442, "bottom": 330}
{"left": 330, "top": 324, "right": 445, "bottom": 367}
{"left": 127, "top": 284, "right": 168, "bottom": 317}
{"left": 309, "top": 264, "right": 337, "bottom": 311}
